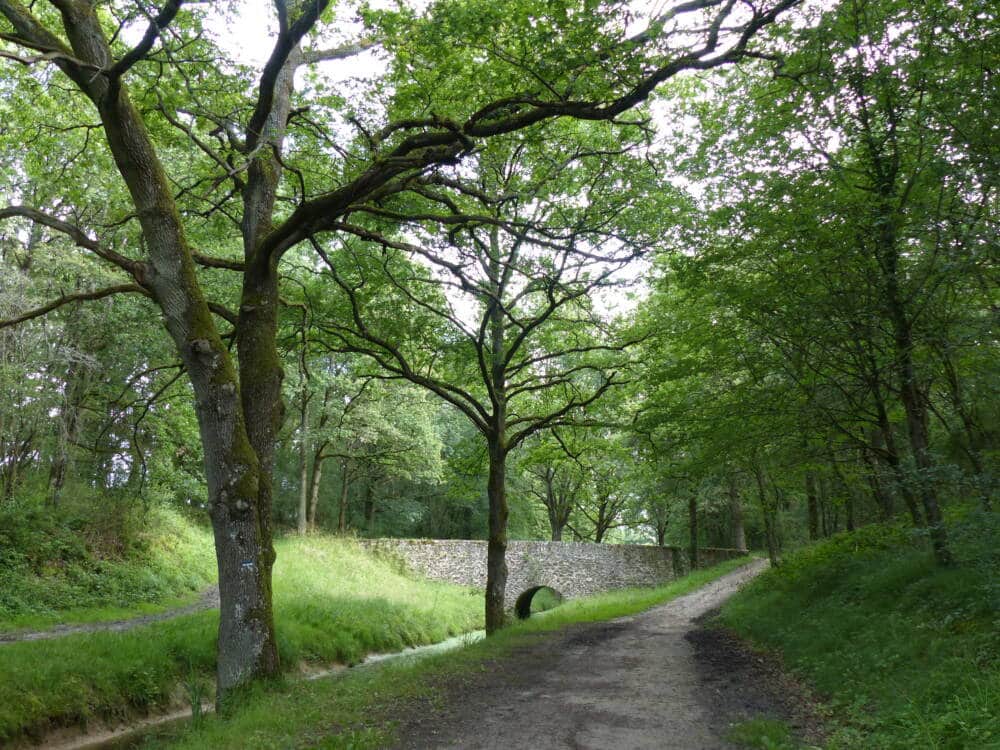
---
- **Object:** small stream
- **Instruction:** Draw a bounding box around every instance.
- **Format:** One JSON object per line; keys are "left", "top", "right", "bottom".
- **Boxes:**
{"left": 50, "top": 630, "right": 486, "bottom": 750}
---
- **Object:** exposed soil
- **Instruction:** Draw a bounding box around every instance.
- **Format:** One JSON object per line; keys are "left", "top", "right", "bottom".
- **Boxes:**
{"left": 687, "top": 613, "right": 828, "bottom": 749}
{"left": 0, "top": 587, "right": 219, "bottom": 645}
{"left": 393, "top": 559, "right": 824, "bottom": 749}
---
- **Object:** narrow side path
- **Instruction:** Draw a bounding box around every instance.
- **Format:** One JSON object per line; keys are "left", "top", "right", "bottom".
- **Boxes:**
{"left": 396, "top": 559, "right": 773, "bottom": 750}
{"left": 0, "top": 587, "right": 219, "bottom": 644}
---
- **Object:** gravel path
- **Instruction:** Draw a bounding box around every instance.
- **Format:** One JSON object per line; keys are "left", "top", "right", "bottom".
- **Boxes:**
{"left": 395, "top": 559, "right": 777, "bottom": 750}
{"left": 0, "top": 587, "right": 219, "bottom": 645}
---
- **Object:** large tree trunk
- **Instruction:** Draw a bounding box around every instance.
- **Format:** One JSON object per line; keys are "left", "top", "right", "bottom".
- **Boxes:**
{"left": 484, "top": 227, "right": 509, "bottom": 635}
{"left": 549, "top": 518, "right": 564, "bottom": 542}
{"left": 15, "top": 2, "right": 285, "bottom": 700}
{"left": 485, "top": 439, "right": 509, "bottom": 634}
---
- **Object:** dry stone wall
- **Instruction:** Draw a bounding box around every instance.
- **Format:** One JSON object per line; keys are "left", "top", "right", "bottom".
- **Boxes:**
{"left": 360, "top": 539, "right": 745, "bottom": 603}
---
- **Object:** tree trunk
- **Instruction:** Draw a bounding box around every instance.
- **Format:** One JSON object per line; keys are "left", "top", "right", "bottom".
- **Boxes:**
{"left": 871, "top": 169, "right": 950, "bottom": 563}
{"left": 752, "top": 464, "right": 780, "bottom": 567}
{"left": 484, "top": 226, "right": 509, "bottom": 635}
{"left": 656, "top": 523, "right": 667, "bottom": 546}
{"left": 594, "top": 506, "right": 609, "bottom": 544}
{"left": 296, "top": 382, "right": 309, "bottom": 534}
{"left": 805, "top": 471, "right": 820, "bottom": 541}
{"left": 337, "top": 460, "right": 350, "bottom": 533}
{"left": 862, "top": 433, "right": 893, "bottom": 520}
{"left": 728, "top": 477, "right": 747, "bottom": 552}
{"left": 485, "top": 440, "right": 509, "bottom": 634}
{"left": 875, "top": 400, "right": 923, "bottom": 527}
{"left": 889, "top": 307, "right": 950, "bottom": 562}
{"left": 363, "top": 481, "right": 377, "bottom": 534}
{"left": 899, "top": 375, "right": 952, "bottom": 564}
{"left": 687, "top": 493, "right": 698, "bottom": 569}
{"left": 307, "top": 443, "right": 328, "bottom": 530}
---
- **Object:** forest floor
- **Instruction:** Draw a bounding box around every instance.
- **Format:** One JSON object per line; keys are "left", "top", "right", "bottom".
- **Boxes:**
{"left": 393, "top": 558, "right": 824, "bottom": 750}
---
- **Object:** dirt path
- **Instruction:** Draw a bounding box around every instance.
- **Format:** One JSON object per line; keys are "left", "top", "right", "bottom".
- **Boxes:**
{"left": 0, "top": 587, "right": 219, "bottom": 645}
{"left": 395, "top": 559, "right": 806, "bottom": 750}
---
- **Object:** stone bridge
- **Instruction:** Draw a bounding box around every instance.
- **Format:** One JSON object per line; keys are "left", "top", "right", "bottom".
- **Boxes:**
{"left": 361, "top": 539, "right": 745, "bottom": 617}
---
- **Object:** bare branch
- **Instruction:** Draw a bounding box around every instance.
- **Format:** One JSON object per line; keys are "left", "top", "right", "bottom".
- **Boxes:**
{"left": 107, "top": 0, "right": 184, "bottom": 85}
{"left": 0, "top": 284, "right": 148, "bottom": 329}
{"left": 246, "top": 0, "right": 332, "bottom": 151}
{"left": 300, "top": 38, "right": 377, "bottom": 65}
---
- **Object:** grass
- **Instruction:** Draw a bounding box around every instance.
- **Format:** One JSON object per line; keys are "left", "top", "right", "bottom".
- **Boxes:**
{"left": 0, "top": 501, "right": 216, "bottom": 633}
{"left": 139, "top": 555, "right": 754, "bottom": 749}
{"left": 727, "top": 717, "right": 797, "bottom": 750}
{"left": 721, "top": 508, "right": 1000, "bottom": 750}
{"left": 0, "top": 532, "right": 482, "bottom": 745}
{"left": 0, "top": 498, "right": 752, "bottom": 748}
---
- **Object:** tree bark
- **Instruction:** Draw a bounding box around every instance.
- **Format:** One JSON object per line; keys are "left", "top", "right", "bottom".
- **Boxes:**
{"left": 687, "top": 493, "right": 698, "bottom": 569}
{"left": 485, "top": 439, "right": 509, "bottom": 634}
{"left": 363, "top": 480, "right": 377, "bottom": 534}
{"left": 337, "top": 460, "right": 350, "bottom": 533}
{"left": 297, "top": 385, "right": 309, "bottom": 535}
{"left": 307, "top": 449, "right": 327, "bottom": 531}
{"left": 728, "top": 477, "right": 747, "bottom": 552}
{"left": 24, "top": 1, "right": 285, "bottom": 698}
{"left": 805, "top": 471, "right": 820, "bottom": 541}
{"left": 883, "top": 242, "right": 951, "bottom": 563}
{"left": 751, "top": 463, "right": 780, "bottom": 567}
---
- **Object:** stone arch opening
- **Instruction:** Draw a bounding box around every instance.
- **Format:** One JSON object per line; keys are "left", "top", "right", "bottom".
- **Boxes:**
{"left": 514, "top": 585, "right": 565, "bottom": 619}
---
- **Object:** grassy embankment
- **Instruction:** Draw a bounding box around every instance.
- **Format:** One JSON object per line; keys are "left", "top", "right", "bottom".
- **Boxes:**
{"left": 143, "top": 555, "right": 754, "bottom": 749}
{"left": 0, "top": 504, "right": 481, "bottom": 745}
{"left": 721, "top": 508, "right": 1000, "bottom": 750}
{"left": 0, "top": 502, "right": 216, "bottom": 632}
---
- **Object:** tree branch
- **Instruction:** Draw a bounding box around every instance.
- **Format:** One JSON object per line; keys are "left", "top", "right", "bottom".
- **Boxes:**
{"left": 0, "top": 205, "right": 146, "bottom": 281}
{"left": 0, "top": 284, "right": 148, "bottom": 329}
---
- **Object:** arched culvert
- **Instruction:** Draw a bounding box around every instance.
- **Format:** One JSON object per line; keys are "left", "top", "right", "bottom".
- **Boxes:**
{"left": 514, "top": 585, "right": 565, "bottom": 619}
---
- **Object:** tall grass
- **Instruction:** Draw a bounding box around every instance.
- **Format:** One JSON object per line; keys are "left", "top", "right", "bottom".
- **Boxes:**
{"left": 721, "top": 510, "right": 1000, "bottom": 749}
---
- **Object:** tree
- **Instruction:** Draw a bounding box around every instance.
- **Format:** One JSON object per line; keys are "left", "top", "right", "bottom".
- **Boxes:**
{"left": 310, "top": 131, "right": 662, "bottom": 631}
{"left": 0, "top": 0, "right": 799, "bottom": 693}
{"left": 665, "top": 0, "right": 999, "bottom": 563}
{"left": 519, "top": 432, "right": 586, "bottom": 542}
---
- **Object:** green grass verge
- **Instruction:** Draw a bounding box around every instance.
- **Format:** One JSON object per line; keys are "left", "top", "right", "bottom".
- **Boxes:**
{"left": 727, "top": 717, "right": 797, "bottom": 750}
{"left": 0, "top": 535, "right": 482, "bottom": 745}
{"left": 721, "top": 510, "right": 1000, "bottom": 749}
{"left": 140, "top": 556, "right": 754, "bottom": 750}
{"left": 0, "top": 503, "right": 216, "bottom": 633}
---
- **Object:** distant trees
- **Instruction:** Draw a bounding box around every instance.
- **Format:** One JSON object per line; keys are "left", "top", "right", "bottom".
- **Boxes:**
{"left": 634, "top": 0, "right": 998, "bottom": 565}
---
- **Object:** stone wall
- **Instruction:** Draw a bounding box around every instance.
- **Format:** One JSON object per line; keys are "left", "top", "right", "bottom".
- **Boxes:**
{"left": 361, "top": 538, "right": 746, "bottom": 604}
